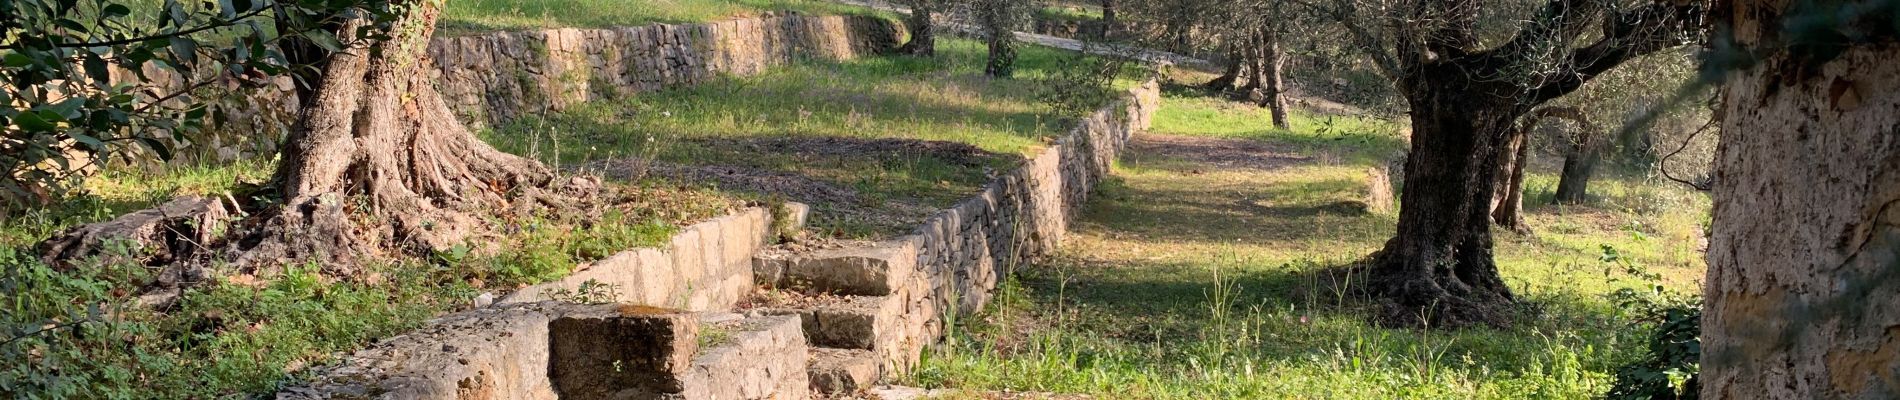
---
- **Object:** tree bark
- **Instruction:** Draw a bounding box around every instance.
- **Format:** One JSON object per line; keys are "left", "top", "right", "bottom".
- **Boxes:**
{"left": 1551, "top": 129, "right": 1600, "bottom": 204}
{"left": 38, "top": 1, "right": 573, "bottom": 281}
{"left": 1352, "top": 0, "right": 1701, "bottom": 330}
{"left": 1700, "top": 0, "right": 1900, "bottom": 396}
{"left": 1099, "top": 0, "right": 1117, "bottom": 39}
{"left": 983, "top": 30, "right": 1017, "bottom": 78}
{"left": 1203, "top": 47, "right": 1243, "bottom": 92}
{"left": 1490, "top": 126, "right": 1529, "bottom": 232}
{"left": 1238, "top": 30, "right": 1264, "bottom": 93}
{"left": 230, "top": 4, "right": 559, "bottom": 271}
{"left": 1257, "top": 27, "right": 1290, "bottom": 130}
{"left": 898, "top": 2, "right": 936, "bottom": 56}
{"left": 1368, "top": 82, "right": 1523, "bottom": 328}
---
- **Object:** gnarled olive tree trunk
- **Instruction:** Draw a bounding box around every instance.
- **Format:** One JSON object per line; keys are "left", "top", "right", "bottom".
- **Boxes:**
{"left": 231, "top": 4, "right": 555, "bottom": 270}
{"left": 1490, "top": 124, "right": 1530, "bottom": 232}
{"left": 1551, "top": 128, "right": 1601, "bottom": 204}
{"left": 44, "top": 2, "right": 567, "bottom": 279}
{"left": 898, "top": 1, "right": 936, "bottom": 56}
{"left": 1256, "top": 26, "right": 1290, "bottom": 130}
{"left": 1204, "top": 47, "right": 1243, "bottom": 92}
{"left": 1369, "top": 84, "right": 1524, "bottom": 328}
{"left": 1699, "top": 0, "right": 1900, "bottom": 396}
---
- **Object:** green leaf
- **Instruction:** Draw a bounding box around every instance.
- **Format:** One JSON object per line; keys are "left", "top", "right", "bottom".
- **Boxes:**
{"left": 54, "top": 18, "right": 89, "bottom": 33}
{"left": 47, "top": 97, "right": 86, "bottom": 120}
{"left": 170, "top": 36, "right": 198, "bottom": 65}
{"left": 68, "top": 133, "right": 105, "bottom": 152}
{"left": 166, "top": 0, "right": 188, "bottom": 28}
{"left": 137, "top": 137, "right": 174, "bottom": 161}
{"left": 302, "top": 30, "right": 343, "bottom": 52}
{"left": 15, "top": 112, "right": 56, "bottom": 132}
{"left": 83, "top": 54, "right": 110, "bottom": 84}
{"left": 2, "top": 51, "right": 32, "bottom": 67}
{"left": 103, "top": 4, "right": 132, "bottom": 17}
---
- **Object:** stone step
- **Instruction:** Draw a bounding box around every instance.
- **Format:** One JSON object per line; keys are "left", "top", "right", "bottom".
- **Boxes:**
{"left": 754, "top": 243, "right": 917, "bottom": 296}
{"left": 548, "top": 309, "right": 811, "bottom": 400}
{"left": 681, "top": 314, "right": 812, "bottom": 400}
{"left": 749, "top": 291, "right": 939, "bottom": 377}
{"left": 809, "top": 348, "right": 880, "bottom": 395}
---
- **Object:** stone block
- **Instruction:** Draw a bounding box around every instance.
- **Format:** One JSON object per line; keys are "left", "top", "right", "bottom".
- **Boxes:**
{"left": 809, "top": 348, "right": 880, "bottom": 395}
{"left": 678, "top": 315, "right": 812, "bottom": 400}
{"left": 784, "top": 244, "right": 916, "bottom": 296}
{"left": 548, "top": 307, "right": 700, "bottom": 399}
{"left": 753, "top": 255, "right": 792, "bottom": 287}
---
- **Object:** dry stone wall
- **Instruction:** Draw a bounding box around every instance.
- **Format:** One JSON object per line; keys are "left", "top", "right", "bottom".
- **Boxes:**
{"left": 155, "top": 14, "right": 901, "bottom": 164}
{"left": 498, "top": 204, "right": 808, "bottom": 311}
{"left": 278, "top": 81, "right": 1160, "bottom": 399}
{"left": 747, "top": 80, "right": 1162, "bottom": 391}
{"left": 427, "top": 15, "right": 903, "bottom": 129}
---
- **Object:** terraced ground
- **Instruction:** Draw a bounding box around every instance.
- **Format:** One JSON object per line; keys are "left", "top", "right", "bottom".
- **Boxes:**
{"left": 900, "top": 84, "right": 1708, "bottom": 399}
{"left": 0, "top": 4, "right": 1138, "bottom": 397}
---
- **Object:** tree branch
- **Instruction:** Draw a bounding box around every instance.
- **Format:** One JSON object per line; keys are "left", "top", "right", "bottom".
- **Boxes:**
{"left": 1527, "top": 1, "right": 1705, "bottom": 102}
{"left": 0, "top": 8, "right": 270, "bottom": 51}
{"left": 1286, "top": 0, "right": 1403, "bottom": 79}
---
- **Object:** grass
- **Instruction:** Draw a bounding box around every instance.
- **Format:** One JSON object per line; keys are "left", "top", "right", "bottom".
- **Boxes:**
{"left": 0, "top": 160, "right": 734, "bottom": 398}
{"left": 902, "top": 84, "right": 1709, "bottom": 398}
{"left": 484, "top": 38, "right": 1143, "bottom": 237}
{"left": 439, "top": 0, "right": 890, "bottom": 35}
{"left": 1, "top": 34, "right": 1135, "bottom": 397}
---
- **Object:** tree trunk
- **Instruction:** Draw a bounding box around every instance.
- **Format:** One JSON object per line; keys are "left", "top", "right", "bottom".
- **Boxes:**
{"left": 229, "top": 4, "right": 559, "bottom": 270}
{"left": 898, "top": 3, "right": 936, "bottom": 56}
{"left": 1257, "top": 27, "right": 1290, "bottom": 130}
{"left": 1490, "top": 126, "right": 1529, "bottom": 232}
{"left": 1239, "top": 32, "right": 1264, "bottom": 93}
{"left": 1700, "top": 0, "right": 1900, "bottom": 396}
{"left": 984, "top": 29, "right": 1017, "bottom": 78}
{"left": 1368, "top": 85, "right": 1522, "bottom": 329}
{"left": 1552, "top": 129, "right": 1599, "bottom": 204}
{"left": 1203, "top": 47, "right": 1242, "bottom": 92}
{"left": 38, "top": 1, "right": 572, "bottom": 283}
{"left": 1099, "top": 0, "right": 1117, "bottom": 39}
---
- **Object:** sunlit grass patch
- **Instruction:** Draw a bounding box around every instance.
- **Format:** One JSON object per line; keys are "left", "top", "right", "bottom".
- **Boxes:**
{"left": 484, "top": 39, "right": 1142, "bottom": 237}
{"left": 906, "top": 90, "right": 1708, "bottom": 398}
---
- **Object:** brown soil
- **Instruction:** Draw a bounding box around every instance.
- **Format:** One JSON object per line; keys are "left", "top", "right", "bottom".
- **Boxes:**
{"left": 1128, "top": 133, "right": 1311, "bottom": 170}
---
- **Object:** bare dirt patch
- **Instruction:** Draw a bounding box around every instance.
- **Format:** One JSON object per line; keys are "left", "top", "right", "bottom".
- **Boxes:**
{"left": 708, "top": 137, "right": 1001, "bottom": 169}
{"left": 1129, "top": 133, "right": 1311, "bottom": 170}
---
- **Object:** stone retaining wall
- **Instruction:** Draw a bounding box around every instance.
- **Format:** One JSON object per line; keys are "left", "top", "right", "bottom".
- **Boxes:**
{"left": 277, "top": 81, "right": 1160, "bottom": 399}
{"left": 428, "top": 15, "right": 903, "bottom": 130}
{"left": 747, "top": 80, "right": 1162, "bottom": 388}
{"left": 156, "top": 14, "right": 902, "bottom": 164}
{"left": 498, "top": 203, "right": 808, "bottom": 311}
